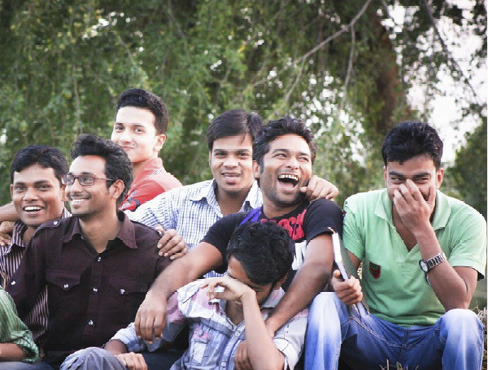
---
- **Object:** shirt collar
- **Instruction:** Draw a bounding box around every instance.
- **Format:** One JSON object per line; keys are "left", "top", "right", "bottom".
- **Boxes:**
{"left": 61, "top": 211, "right": 139, "bottom": 249}
{"left": 8, "top": 207, "right": 71, "bottom": 251}
{"left": 190, "top": 179, "right": 262, "bottom": 211}
{"left": 375, "top": 188, "right": 449, "bottom": 231}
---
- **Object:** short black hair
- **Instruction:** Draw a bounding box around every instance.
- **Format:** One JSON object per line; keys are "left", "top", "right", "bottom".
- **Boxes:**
{"left": 70, "top": 134, "right": 133, "bottom": 206}
{"left": 253, "top": 116, "right": 317, "bottom": 167}
{"left": 382, "top": 121, "right": 443, "bottom": 169}
{"left": 116, "top": 88, "right": 169, "bottom": 135}
{"left": 10, "top": 146, "right": 68, "bottom": 185}
{"left": 226, "top": 221, "right": 294, "bottom": 286}
{"left": 206, "top": 109, "right": 263, "bottom": 150}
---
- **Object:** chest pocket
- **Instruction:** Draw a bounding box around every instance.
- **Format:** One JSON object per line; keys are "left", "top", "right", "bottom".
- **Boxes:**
{"left": 108, "top": 276, "right": 149, "bottom": 323}
{"left": 46, "top": 270, "right": 82, "bottom": 315}
{"left": 46, "top": 270, "right": 81, "bottom": 292}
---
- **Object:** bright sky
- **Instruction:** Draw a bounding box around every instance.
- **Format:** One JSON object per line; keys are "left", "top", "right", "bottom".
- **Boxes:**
{"left": 387, "top": 1, "right": 486, "bottom": 164}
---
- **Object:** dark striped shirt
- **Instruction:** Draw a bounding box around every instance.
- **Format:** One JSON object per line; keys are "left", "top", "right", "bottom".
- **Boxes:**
{"left": 0, "top": 208, "right": 70, "bottom": 346}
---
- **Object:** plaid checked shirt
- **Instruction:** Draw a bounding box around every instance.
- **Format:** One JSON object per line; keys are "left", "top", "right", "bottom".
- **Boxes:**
{"left": 127, "top": 179, "right": 262, "bottom": 278}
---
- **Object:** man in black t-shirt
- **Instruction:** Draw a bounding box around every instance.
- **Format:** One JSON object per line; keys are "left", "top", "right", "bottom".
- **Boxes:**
{"left": 135, "top": 116, "right": 342, "bottom": 366}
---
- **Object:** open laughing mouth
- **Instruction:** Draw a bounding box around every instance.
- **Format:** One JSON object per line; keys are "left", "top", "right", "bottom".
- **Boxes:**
{"left": 278, "top": 174, "right": 299, "bottom": 187}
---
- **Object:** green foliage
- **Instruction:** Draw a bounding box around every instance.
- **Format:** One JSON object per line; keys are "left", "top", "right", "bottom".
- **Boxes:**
{"left": 449, "top": 122, "right": 487, "bottom": 218}
{"left": 0, "top": 0, "right": 485, "bottom": 214}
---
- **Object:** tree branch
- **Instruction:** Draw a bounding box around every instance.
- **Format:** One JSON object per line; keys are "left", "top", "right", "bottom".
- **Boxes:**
{"left": 421, "top": 0, "right": 481, "bottom": 104}
{"left": 253, "top": 0, "right": 373, "bottom": 88}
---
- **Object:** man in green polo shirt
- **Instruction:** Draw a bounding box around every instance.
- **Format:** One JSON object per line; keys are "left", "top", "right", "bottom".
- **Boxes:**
{"left": 305, "top": 121, "right": 486, "bottom": 370}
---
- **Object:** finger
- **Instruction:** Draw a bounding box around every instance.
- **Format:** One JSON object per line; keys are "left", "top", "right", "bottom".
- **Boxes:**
{"left": 155, "top": 224, "right": 165, "bottom": 234}
{"left": 166, "top": 242, "right": 188, "bottom": 259}
{"left": 332, "top": 269, "right": 343, "bottom": 280}
{"left": 427, "top": 183, "right": 436, "bottom": 206}
{"left": 405, "top": 180, "right": 423, "bottom": 201}
{"left": 157, "top": 233, "right": 174, "bottom": 254}
{"left": 152, "top": 312, "right": 165, "bottom": 341}
{"left": 169, "top": 246, "right": 188, "bottom": 260}
{"left": 392, "top": 189, "right": 406, "bottom": 207}
{"left": 132, "top": 353, "right": 148, "bottom": 370}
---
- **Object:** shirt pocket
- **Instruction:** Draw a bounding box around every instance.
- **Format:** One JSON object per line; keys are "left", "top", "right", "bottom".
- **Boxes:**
{"left": 108, "top": 276, "right": 149, "bottom": 323}
{"left": 46, "top": 269, "right": 82, "bottom": 314}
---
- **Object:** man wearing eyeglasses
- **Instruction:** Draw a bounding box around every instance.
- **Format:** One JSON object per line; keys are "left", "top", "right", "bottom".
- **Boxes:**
{"left": 5, "top": 135, "right": 171, "bottom": 370}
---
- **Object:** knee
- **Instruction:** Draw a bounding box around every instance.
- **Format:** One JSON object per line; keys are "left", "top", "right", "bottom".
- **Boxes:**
{"left": 442, "top": 309, "right": 481, "bottom": 328}
{"left": 61, "top": 347, "right": 111, "bottom": 370}
{"left": 439, "top": 309, "right": 483, "bottom": 340}
{"left": 310, "top": 292, "right": 342, "bottom": 313}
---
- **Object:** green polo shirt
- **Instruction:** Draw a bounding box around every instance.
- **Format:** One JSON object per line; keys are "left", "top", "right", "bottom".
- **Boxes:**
{"left": 343, "top": 189, "right": 486, "bottom": 326}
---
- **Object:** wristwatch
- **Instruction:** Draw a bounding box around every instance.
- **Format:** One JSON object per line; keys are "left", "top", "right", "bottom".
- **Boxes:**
{"left": 419, "top": 252, "right": 447, "bottom": 273}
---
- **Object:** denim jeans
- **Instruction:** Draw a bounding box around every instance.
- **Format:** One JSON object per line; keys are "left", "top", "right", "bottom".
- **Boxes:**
{"left": 305, "top": 292, "right": 484, "bottom": 370}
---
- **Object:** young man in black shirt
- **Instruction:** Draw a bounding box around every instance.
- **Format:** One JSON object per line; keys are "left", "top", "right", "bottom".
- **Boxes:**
{"left": 135, "top": 116, "right": 342, "bottom": 368}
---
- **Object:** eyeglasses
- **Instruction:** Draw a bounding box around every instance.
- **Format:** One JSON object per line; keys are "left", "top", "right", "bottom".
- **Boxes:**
{"left": 62, "top": 174, "right": 115, "bottom": 187}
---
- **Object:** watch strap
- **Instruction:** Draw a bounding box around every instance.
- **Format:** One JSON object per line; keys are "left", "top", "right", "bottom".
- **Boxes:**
{"left": 422, "top": 252, "right": 447, "bottom": 272}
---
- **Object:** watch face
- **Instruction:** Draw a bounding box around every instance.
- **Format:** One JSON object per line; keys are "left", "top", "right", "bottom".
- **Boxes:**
{"left": 419, "top": 260, "right": 428, "bottom": 272}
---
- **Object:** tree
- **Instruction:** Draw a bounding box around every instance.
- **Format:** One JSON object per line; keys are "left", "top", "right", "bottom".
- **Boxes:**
{"left": 449, "top": 122, "right": 487, "bottom": 218}
{"left": 0, "top": 0, "right": 485, "bottom": 210}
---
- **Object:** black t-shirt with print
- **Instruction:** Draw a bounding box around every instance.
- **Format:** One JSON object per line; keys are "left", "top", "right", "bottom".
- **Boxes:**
{"left": 202, "top": 199, "right": 343, "bottom": 290}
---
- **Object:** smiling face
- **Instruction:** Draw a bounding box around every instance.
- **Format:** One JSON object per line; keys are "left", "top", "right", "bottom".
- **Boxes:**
{"left": 384, "top": 154, "right": 444, "bottom": 212}
{"left": 65, "top": 155, "right": 121, "bottom": 220}
{"left": 11, "top": 164, "right": 65, "bottom": 230}
{"left": 209, "top": 134, "right": 254, "bottom": 199}
{"left": 253, "top": 134, "right": 312, "bottom": 216}
{"left": 111, "top": 106, "right": 165, "bottom": 169}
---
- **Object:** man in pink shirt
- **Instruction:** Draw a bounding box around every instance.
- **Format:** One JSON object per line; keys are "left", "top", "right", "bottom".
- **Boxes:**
{"left": 112, "top": 88, "right": 182, "bottom": 211}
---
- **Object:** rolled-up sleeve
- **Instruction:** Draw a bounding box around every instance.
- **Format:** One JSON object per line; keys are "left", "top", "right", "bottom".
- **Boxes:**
{"left": 272, "top": 308, "right": 308, "bottom": 369}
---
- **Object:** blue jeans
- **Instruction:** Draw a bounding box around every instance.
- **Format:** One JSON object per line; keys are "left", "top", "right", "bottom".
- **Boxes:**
{"left": 305, "top": 292, "right": 484, "bottom": 370}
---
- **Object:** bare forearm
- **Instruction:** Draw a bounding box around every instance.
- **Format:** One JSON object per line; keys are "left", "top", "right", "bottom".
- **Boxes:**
{"left": 415, "top": 226, "right": 475, "bottom": 309}
{"left": 0, "top": 203, "right": 19, "bottom": 222}
{"left": 242, "top": 293, "right": 284, "bottom": 370}
{"left": 267, "top": 263, "right": 329, "bottom": 333}
{"left": 0, "top": 343, "right": 28, "bottom": 361}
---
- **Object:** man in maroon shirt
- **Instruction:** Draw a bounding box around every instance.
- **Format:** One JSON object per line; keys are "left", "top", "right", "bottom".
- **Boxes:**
{"left": 6, "top": 135, "right": 170, "bottom": 369}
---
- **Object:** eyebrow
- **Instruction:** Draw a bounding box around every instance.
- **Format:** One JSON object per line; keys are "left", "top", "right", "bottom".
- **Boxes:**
{"left": 272, "top": 148, "right": 310, "bottom": 157}
{"left": 213, "top": 148, "right": 251, "bottom": 153}
{"left": 13, "top": 180, "right": 52, "bottom": 186}
{"left": 388, "top": 171, "right": 431, "bottom": 178}
{"left": 68, "top": 171, "right": 97, "bottom": 176}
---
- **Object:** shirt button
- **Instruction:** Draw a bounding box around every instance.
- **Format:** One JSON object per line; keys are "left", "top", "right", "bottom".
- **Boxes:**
{"left": 10, "top": 281, "right": 16, "bottom": 286}
{"left": 97, "top": 256, "right": 102, "bottom": 262}
{"left": 88, "top": 319, "right": 94, "bottom": 326}
{"left": 235, "top": 331, "right": 240, "bottom": 337}
{"left": 221, "top": 362, "right": 226, "bottom": 367}
{"left": 119, "top": 289, "right": 125, "bottom": 295}
{"left": 63, "top": 284, "right": 69, "bottom": 290}
{"left": 53, "top": 221, "right": 58, "bottom": 226}
{"left": 92, "top": 287, "right": 98, "bottom": 293}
